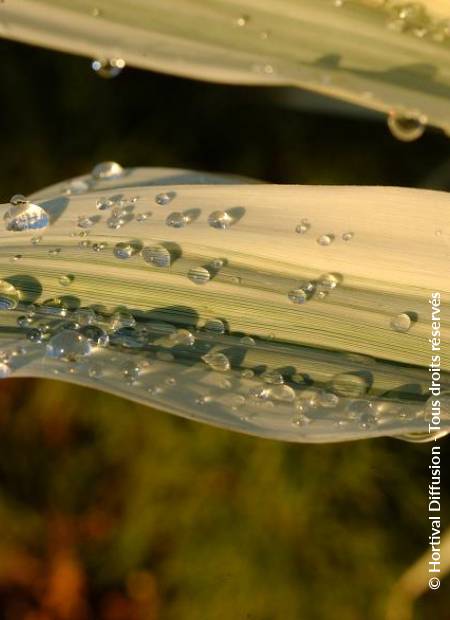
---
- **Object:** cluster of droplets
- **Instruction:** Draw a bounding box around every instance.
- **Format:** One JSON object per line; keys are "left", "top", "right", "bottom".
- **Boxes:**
{"left": 288, "top": 272, "right": 342, "bottom": 304}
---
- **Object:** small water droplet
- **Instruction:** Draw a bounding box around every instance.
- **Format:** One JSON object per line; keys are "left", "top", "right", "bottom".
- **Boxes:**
{"left": 49, "top": 248, "right": 61, "bottom": 256}
{"left": 202, "top": 352, "right": 230, "bottom": 372}
{"left": 342, "top": 231, "right": 354, "bottom": 241}
{"left": 77, "top": 215, "right": 95, "bottom": 229}
{"left": 239, "top": 336, "right": 255, "bottom": 346}
{"left": 390, "top": 312, "right": 413, "bottom": 333}
{"left": 236, "top": 14, "right": 250, "bottom": 27}
{"left": 91, "top": 161, "right": 124, "bottom": 180}
{"left": 31, "top": 235, "right": 42, "bottom": 245}
{"left": 295, "top": 218, "right": 311, "bottom": 234}
{"left": 0, "top": 361, "right": 11, "bottom": 379}
{"left": 387, "top": 108, "right": 427, "bottom": 142}
{"left": 317, "top": 272, "right": 342, "bottom": 291}
{"left": 109, "top": 311, "right": 136, "bottom": 331}
{"left": 167, "top": 329, "right": 195, "bottom": 347}
{"left": 142, "top": 245, "right": 171, "bottom": 268}
{"left": 317, "top": 234, "right": 335, "bottom": 246}
{"left": 10, "top": 194, "right": 27, "bottom": 205}
{"left": 4, "top": 202, "right": 49, "bottom": 232}
{"left": 96, "top": 197, "right": 113, "bottom": 211}
{"left": 80, "top": 325, "right": 109, "bottom": 347}
{"left": 203, "top": 319, "right": 226, "bottom": 335}
{"left": 270, "top": 384, "right": 296, "bottom": 402}
{"left": 288, "top": 288, "right": 308, "bottom": 304}
{"left": 46, "top": 330, "right": 91, "bottom": 361}
{"left": 155, "top": 191, "right": 176, "bottom": 206}
{"left": 91, "top": 57, "right": 125, "bottom": 78}
{"left": 92, "top": 242, "right": 108, "bottom": 252}
{"left": 65, "top": 178, "right": 90, "bottom": 195}
{"left": 261, "top": 370, "right": 284, "bottom": 384}
{"left": 59, "top": 274, "right": 74, "bottom": 287}
{"left": 188, "top": 266, "right": 211, "bottom": 285}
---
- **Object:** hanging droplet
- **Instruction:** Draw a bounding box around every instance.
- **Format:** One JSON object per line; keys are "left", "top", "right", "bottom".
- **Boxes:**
{"left": 202, "top": 352, "right": 230, "bottom": 372}
{"left": 208, "top": 210, "right": 234, "bottom": 230}
{"left": 155, "top": 191, "right": 176, "bottom": 206}
{"left": 0, "top": 280, "right": 20, "bottom": 310}
{"left": 142, "top": 245, "right": 171, "bottom": 268}
{"left": 91, "top": 57, "right": 126, "bottom": 78}
{"left": 91, "top": 161, "right": 124, "bottom": 180}
{"left": 188, "top": 266, "right": 211, "bottom": 285}
{"left": 4, "top": 202, "right": 49, "bottom": 232}
{"left": 387, "top": 109, "right": 427, "bottom": 142}
{"left": 390, "top": 312, "right": 413, "bottom": 333}
{"left": 58, "top": 274, "right": 74, "bottom": 287}
{"left": 46, "top": 330, "right": 91, "bottom": 361}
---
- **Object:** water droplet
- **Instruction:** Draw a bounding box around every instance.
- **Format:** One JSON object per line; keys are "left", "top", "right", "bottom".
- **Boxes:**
{"left": 77, "top": 215, "right": 95, "bottom": 229}
{"left": 331, "top": 373, "right": 369, "bottom": 398}
{"left": 261, "top": 370, "right": 284, "bottom": 384}
{"left": 390, "top": 312, "right": 413, "bottom": 333}
{"left": 80, "top": 325, "right": 109, "bottom": 347}
{"left": 92, "top": 242, "right": 108, "bottom": 252}
{"left": 27, "top": 328, "right": 44, "bottom": 343}
{"left": 240, "top": 336, "right": 255, "bottom": 346}
{"left": 387, "top": 108, "right": 427, "bottom": 142}
{"left": 73, "top": 308, "right": 97, "bottom": 326}
{"left": 109, "top": 311, "right": 136, "bottom": 331}
{"left": 142, "top": 245, "right": 171, "bottom": 268}
{"left": 0, "top": 280, "right": 20, "bottom": 310}
{"left": 387, "top": 3, "right": 429, "bottom": 36}
{"left": 113, "top": 241, "right": 140, "bottom": 259}
{"left": 318, "top": 391, "right": 339, "bottom": 408}
{"left": 10, "top": 193, "right": 27, "bottom": 205}
{"left": 155, "top": 191, "right": 176, "bottom": 206}
{"left": 49, "top": 248, "right": 61, "bottom": 256}
{"left": 96, "top": 197, "right": 113, "bottom": 211}
{"left": 59, "top": 274, "right": 74, "bottom": 287}
{"left": 208, "top": 210, "right": 234, "bottom": 230}
{"left": 166, "top": 212, "right": 190, "bottom": 228}
{"left": 236, "top": 14, "right": 250, "bottom": 27}
{"left": 4, "top": 202, "right": 49, "bottom": 232}
{"left": 167, "top": 329, "right": 195, "bottom": 347}
{"left": 91, "top": 161, "right": 124, "bottom": 180}
{"left": 46, "top": 330, "right": 91, "bottom": 361}
{"left": 295, "top": 218, "right": 311, "bottom": 234}
{"left": 188, "top": 266, "right": 211, "bottom": 285}
{"left": 31, "top": 236, "right": 42, "bottom": 245}
{"left": 342, "top": 231, "right": 354, "bottom": 241}
{"left": 288, "top": 288, "right": 308, "bottom": 304}
{"left": 269, "top": 384, "right": 296, "bottom": 402}
{"left": 202, "top": 352, "right": 230, "bottom": 372}
{"left": 136, "top": 212, "right": 151, "bottom": 222}
{"left": 65, "top": 178, "right": 90, "bottom": 195}
{"left": 203, "top": 319, "right": 226, "bottom": 335}
{"left": 317, "top": 272, "right": 342, "bottom": 291}
{"left": 122, "top": 361, "right": 142, "bottom": 382}
{"left": 292, "top": 414, "right": 311, "bottom": 427}
{"left": 317, "top": 234, "right": 335, "bottom": 246}
{"left": 91, "top": 57, "right": 125, "bottom": 78}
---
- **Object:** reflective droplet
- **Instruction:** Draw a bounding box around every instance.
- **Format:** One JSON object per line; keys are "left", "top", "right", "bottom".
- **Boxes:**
{"left": 295, "top": 218, "right": 311, "bottom": 234}
{"left": 10, "top": 193, "right": 27, "bottom": 205}
{"left": 91, "top": 57, "right": 126, "bottom": 78}
{"left": 202, "top": 352, "right": 230, "bottom": 372}
{"left": 46, "top": 330, "right": 91, "bottom": 361}
{"left": 0, "top": 280, "right": 20, "bottom": 310}
{"left": 59, "top": 274, "right": 74, "bottom": 287}
{"left": 390, "top": 312, "right": 413, "bottom": 333}
{"left": 342, "top": 231, "right": 354, "bottom": 241}
{"left": 188, "top": 266, "right": 211, "bottom": 285}
{"left": 4, "top": 202, "right": 49, "bottom": 232}
{"left": 208, "top": 210, "right": 233, "bottom": 230}
{"left": 239, "top": 336, "right": 255, "bottom": 346}
{"left": 288, "top": 288, "right": 308, "bottom": 304}
{"left": 109, "top": 311, "right": 136, "bottom": 331}
{"left": 317, "top": 272, "right": 342, "bottom": 291}
{"left": 142, "top": 245, "right": 171, "bottom": 268}
{"left": 203, "top": 319, "right": 226, "bottom": 335}
{"left": 155, "top": 191, "right": 176, "bottom": 206}
{"left": 96, "top": 197, "right": 113, "bottom": 211}
{"left": 166, "top": 212, "right": 190, "bottom": 228}
{"left": 73, "top": 308, "right": 97, "bottom": 326}
{"left": 77, "top": 215, "right": 95, "bottom": 229}
{"left": 122, "top": 361, "right": 142, "bottom": 382}
{"left": 236, "top": 14, "right": 250, "bottom": 27}
{"left": 113, "top": 241, "right": 140, "bottom": 259}
{"left": 91, "top": 161, "right": 124, "bottom": 180}
{"left": 387, "top": 109, "right": 427, "bottom": 142}
{"left": 269, "top": 384, "right": 296, "bottom": 402}
{"left": 92, "top": 242, "right": 108, "bottom": 252}
{"left": 65, "top": 178, "right": 90, "bottom": 195}
{"left": 167, "top": 329, "right": 195, "bottom": 347}
{"left": 80, "top": 325, "right": 109, "bottom": 347}
{"left": 317, "top": 234, "right": 335, "bottom": 246}
{"left": 261, "top": 370, "right": 284, "bottom": 384}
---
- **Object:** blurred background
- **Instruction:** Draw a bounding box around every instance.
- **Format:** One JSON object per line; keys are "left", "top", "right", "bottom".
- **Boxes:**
{"left": 0, "top": 37, "right": 449, "bottom": 620}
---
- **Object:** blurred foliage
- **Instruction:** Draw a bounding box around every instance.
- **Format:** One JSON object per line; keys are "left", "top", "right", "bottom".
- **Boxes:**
{"left": 0, "top": 38, "right": 449, "bottom": 620}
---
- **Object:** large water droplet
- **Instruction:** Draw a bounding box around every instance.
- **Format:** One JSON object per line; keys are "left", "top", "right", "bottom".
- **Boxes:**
{"left": 202, "top": 352, "right": 230, "bottom": 372}
{"left": 91, "top": 57, "right": 126, "bottom": 78}
{"left": 390, "top": 312, "right": 413, "bottom": 333}
{"left": 46, "top": 330, "right": 91, "bottom": 361}
{"left": 208, "top": 210, "right": 234, "bottom": 230}
{"left": 387, "top": 109, "right": 427, "bottom": 142}
{"left": 188, "top": 266, "right": 211, "bottom": 285}
{"left": 142, "top": 245, "right": 171, "bottom": 268}
{"left": 4, "top": 202, "right": 49, "bottom": 232}
{"left": 0, "top": 280, "right": 20, "bottom": 310}
{"left": 91, "top": 161, "right": 124, "bottom": 180}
